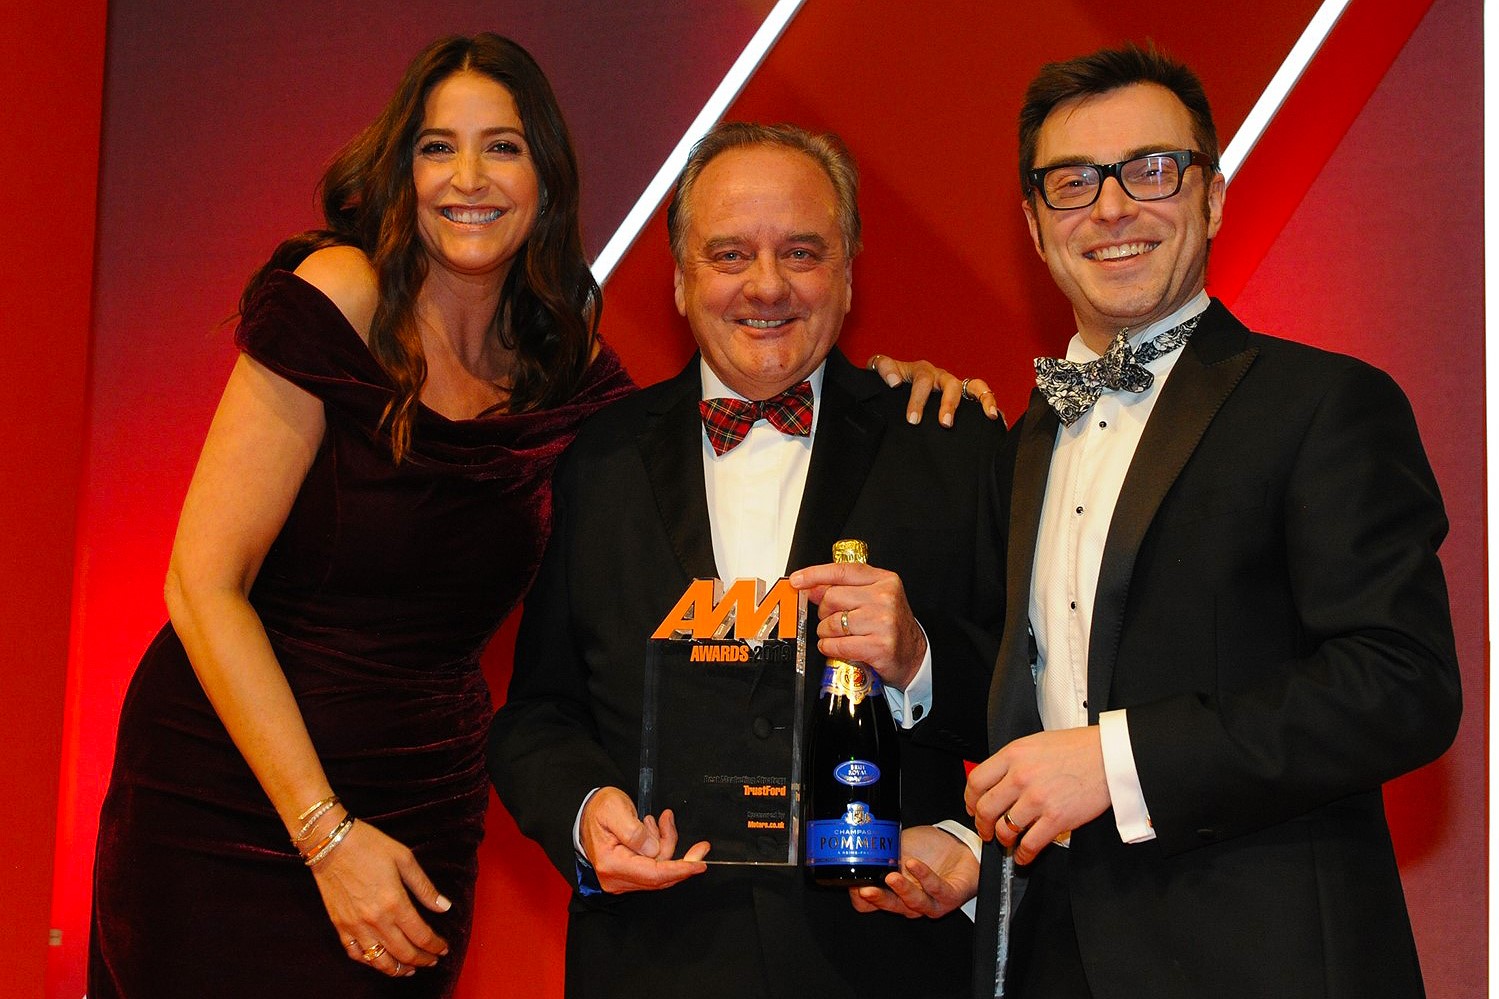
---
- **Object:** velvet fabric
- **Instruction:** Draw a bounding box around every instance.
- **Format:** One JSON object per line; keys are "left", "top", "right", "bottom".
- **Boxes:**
{"left": 88, "top": 271, "right": 635, "bottom": 997}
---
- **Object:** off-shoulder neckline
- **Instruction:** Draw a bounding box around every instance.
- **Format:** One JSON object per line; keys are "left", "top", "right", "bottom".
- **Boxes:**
{"left": 268, "top": 269, "right": 617, "bottom": 426}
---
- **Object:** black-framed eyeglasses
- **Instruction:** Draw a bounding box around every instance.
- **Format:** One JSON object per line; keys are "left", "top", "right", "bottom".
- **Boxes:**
{"left": 1027, "top": 150, "right": 1216, "bottom": 211}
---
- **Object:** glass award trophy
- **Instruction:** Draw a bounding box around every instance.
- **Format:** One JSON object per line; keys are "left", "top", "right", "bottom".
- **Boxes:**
{"left": 638, "top": 577, "right": 806, "bottom": 865}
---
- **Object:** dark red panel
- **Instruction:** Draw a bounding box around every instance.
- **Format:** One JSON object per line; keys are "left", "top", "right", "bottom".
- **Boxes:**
{"left": 0, "top": 2, "right": 108, "bottom": 995}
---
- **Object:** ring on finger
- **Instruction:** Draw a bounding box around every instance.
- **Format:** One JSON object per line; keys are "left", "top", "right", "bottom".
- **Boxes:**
{"left": 362, "top": 942, "right": 386, "bottom": 963}
{"left": 840, "top": 610, "right": 851, "bottom": 635}
{"left": 866, "top": 353, "right": 884, "bottom": 371}
{"left": 1002, "top": 811, "right": 1024, "bottom": 835}
{"left": 961, "top": 377, "right": 974, "bottom": 400}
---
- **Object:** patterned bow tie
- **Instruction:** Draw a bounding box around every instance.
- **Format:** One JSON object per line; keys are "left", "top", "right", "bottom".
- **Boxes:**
{"left": 699, "top": 380, "right": 814, "bottom": 456}
{"left": 1034, "top": 317, "right": 1199, "bottom": 425}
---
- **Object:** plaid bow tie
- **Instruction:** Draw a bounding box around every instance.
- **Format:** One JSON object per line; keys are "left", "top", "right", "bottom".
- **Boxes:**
{"left": 699, "top": 380, "right": 814, "bottom": 456}
{"left": 1034, "top": 317, "right": 1198, "bottom": 425}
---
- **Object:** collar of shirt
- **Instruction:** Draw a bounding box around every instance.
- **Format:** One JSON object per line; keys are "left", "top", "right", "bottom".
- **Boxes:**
{"left": 699, "top": 358, "right": 826, "bottom": 586}
{"left": 1063, "top": 290, "right": 1211, "bottom": 363}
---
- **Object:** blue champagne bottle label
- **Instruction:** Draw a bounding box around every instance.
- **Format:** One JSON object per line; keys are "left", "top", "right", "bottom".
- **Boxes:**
{"left": 806, "top": 801, "right": 900, "bottom": 867}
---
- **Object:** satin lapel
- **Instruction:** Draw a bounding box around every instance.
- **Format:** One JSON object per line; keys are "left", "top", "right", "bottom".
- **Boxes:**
{"left": 786, "top": 351, "right": 884, "bottom": 573}
{"left": 637, "top": 359, "right": 718, "bottom": 581}
{"left": 990, "top": 389, "right": 1057, "bottom": 744}
{"left": 1087, "top": 310, "right": 1258, "bottom": 715}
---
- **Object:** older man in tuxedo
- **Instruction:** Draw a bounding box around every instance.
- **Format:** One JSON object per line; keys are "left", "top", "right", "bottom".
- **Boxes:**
{"left": 962, "top": 44, "right": 1461, "bottom": 998}
{"left": 489, "top": 122, "right": 1005, "bottom": 998}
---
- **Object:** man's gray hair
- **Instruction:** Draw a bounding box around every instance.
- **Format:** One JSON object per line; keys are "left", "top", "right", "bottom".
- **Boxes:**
{"left": 666, "top": 121, "right": 862, "bottom": 263}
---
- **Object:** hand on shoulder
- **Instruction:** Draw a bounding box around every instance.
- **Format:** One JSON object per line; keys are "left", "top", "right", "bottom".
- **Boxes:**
{"left": 294, "top": 245, "right": 379, "bottom": 339}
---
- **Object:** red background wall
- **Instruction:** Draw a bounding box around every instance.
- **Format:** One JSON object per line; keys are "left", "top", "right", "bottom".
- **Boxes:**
{"left": 0, "top": 2, "right": 108, "bottom": 998}
{"left": 1, "top": 1, "right": 1481, "bottom": 997}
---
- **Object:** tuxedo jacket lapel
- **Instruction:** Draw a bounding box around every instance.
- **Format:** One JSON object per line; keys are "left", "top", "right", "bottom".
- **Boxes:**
{"left": 990, "top": 388, "right": 1057, "bottom": 743}
{"left": 638, "top": 350, "right": 883, "bottom": 583}
{"left": 1009, "top": 390, "right": 1060, "bottom": 617}
{"left": 1087, "top": 303, "right": 1259, "bottom": 713}
{"left": 786, "top": 351, "right": 883, "bottom": 573}
{"left": 638, "top": 358, "right": 718, "bottom": 581}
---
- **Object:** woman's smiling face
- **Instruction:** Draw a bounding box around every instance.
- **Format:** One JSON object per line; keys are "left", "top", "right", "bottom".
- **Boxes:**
{"left": 411, "top": 71, "right": 541, "bottom": 284}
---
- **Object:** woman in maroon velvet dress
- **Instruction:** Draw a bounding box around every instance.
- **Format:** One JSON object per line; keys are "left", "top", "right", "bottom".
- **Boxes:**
{"left": 87, "top": 34, "right": 635, "bottom": 997}
{"left": 87, "top": 31, "right": 975, "bottom": 999}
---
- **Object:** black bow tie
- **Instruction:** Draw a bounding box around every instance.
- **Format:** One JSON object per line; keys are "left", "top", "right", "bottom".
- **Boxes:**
{"left": 1034, "top": 317, "right": 1198, "bottom": 425}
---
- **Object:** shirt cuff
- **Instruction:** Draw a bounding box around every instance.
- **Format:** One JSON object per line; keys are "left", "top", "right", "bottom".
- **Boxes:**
{"left": 1099, "top": 709, "right": 1156, "bottom": 844}
{"left": 572, "top": 787, "right": 606, "bottom": 893}
{"left": 933, "top": 819, "right": 982, "bottom": 922}
{"left": 885, "top": 621, "right": 933, "bottom": 729}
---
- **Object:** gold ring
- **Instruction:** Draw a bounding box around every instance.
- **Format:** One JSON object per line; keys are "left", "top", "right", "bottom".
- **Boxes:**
{"left": 840, "top": 610, "right": 851, "bottom": 635}
{"left": 961, "top": 377, "right": 974, "bottom": 400}
{"left": 866, "top": 354, "right": 884, "bottom": 371}
{"left": 1002, "top": 811, "right": 1024, "bottom": 835}
{"left": 362, "top": 942, "right": 386, "bottom": 962}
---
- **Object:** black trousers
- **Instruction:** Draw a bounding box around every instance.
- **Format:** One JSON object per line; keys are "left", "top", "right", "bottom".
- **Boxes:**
{"left": 1005, "top": 847, "right": 1092, "bottom": 998}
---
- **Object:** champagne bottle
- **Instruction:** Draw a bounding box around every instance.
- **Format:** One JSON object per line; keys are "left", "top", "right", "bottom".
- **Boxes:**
{"left": 805, "top": 539, "right": 901, "bottom": 886}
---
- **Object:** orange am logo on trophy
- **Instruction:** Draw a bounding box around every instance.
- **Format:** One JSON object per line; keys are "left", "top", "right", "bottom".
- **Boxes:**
{"left": 651, "top": 578, "right": 800, "bottom": 640}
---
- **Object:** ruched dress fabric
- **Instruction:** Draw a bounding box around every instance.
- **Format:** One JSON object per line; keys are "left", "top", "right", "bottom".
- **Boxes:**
{"left": 88, "top": 271, "right": 635, "bottom": 998}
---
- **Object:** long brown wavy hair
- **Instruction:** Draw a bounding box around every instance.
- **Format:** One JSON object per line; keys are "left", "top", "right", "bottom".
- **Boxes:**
{"left": 242, "top": 33, "right": 600, "bottom": 460}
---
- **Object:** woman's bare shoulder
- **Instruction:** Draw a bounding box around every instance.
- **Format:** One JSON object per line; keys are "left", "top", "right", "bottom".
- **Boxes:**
{"left": 293, "top": 246, "right": 379, "bottom": 339}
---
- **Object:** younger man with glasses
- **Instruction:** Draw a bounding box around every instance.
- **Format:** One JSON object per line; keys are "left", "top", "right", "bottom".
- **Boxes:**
{"left": 961, "top": 43, "right": 1460, "bottom": 997}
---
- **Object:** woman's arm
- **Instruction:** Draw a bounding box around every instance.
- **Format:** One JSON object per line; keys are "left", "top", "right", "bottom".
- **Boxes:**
{"left": 166, "top": 353, "right": 328, "bottom": 834}
{"left": 867, "top": 354, "right": 1002, "bottom": 426}
{"left": 164, "top": 252, "right": 449, "bottom": 977}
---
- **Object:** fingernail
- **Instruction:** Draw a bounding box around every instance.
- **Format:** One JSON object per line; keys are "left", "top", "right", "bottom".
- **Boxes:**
{"left": 907, "top": 411, "right": 919, "bottom": 425}
{"left": 941, "top": 413, "right": 953, "bottom": 428}
{"left": 885, "top": 373, "right": 902, "bottom": 387}
{"left": 435, "top": 894, "right": 452, "bottom": 912}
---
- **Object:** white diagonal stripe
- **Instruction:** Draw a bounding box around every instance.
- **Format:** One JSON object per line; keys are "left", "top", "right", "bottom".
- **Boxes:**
{"left": 1220, "top": 0, "right": 1352, "bottom": 182}
{"left": 591, "top": 0, "right": 806, "bottom": 284}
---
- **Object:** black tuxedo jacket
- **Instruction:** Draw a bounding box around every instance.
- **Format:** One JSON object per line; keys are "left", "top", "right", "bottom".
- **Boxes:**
{"left": 973, "top": 301, "right": 1461, "bottom": 998}
{"left": 491, "top": 349, "right": 1005, "bottom": 999}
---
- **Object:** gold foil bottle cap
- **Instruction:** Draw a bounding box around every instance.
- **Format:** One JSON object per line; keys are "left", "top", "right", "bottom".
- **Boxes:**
{"left": 831, "top": 539, "right": 869, "bottom": 564}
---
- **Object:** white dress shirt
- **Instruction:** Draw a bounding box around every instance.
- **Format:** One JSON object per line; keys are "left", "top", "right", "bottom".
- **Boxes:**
{"left": 574, "top": 358, "right": 936, "bottom": 856}
{"left": 1030, "top": 290, "right": 1211, "bottom": 845}
{"left": 699, "top": 359, "right": 933, "bottom": 724}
